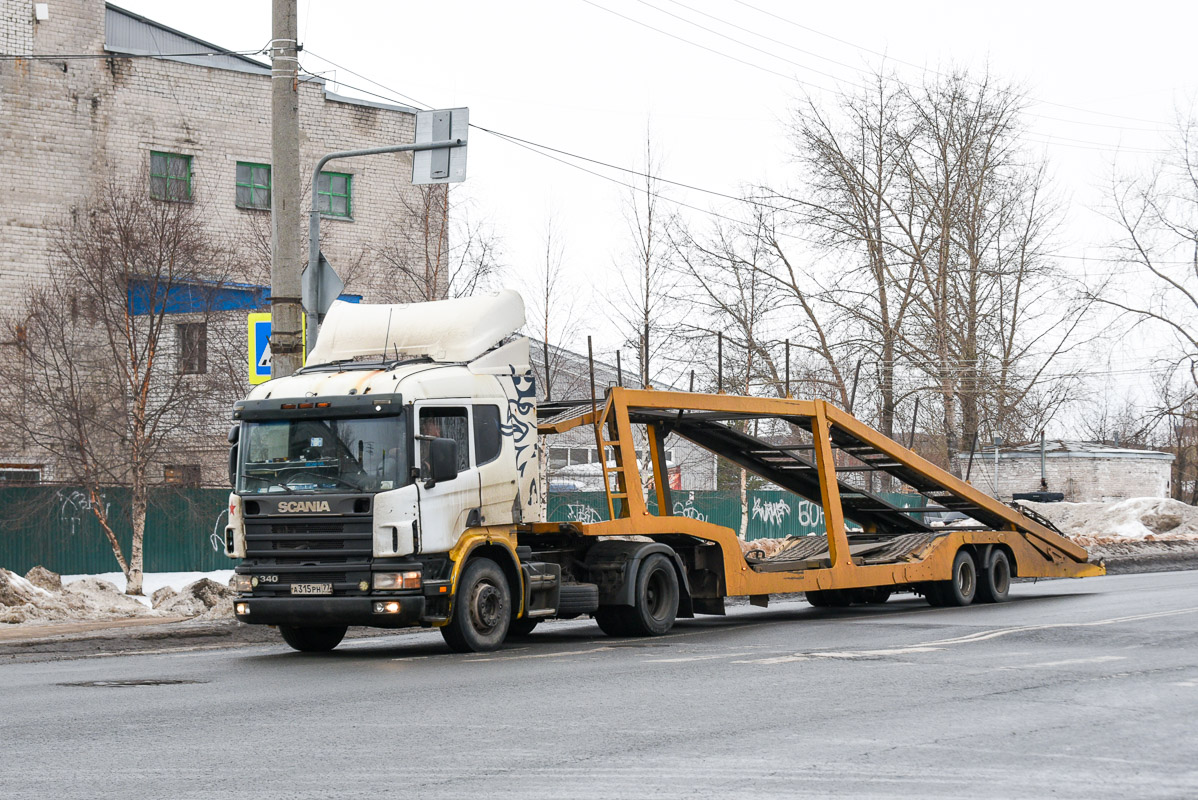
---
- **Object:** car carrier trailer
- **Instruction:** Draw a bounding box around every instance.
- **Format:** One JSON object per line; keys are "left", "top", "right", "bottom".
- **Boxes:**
{"left": 224, "top": 291, "right": 1102, "bottom": 652}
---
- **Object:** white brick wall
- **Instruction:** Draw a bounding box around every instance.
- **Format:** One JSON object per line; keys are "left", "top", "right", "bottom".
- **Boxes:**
{"left": 964, "top": 454, "right": 1173, "bottom": 502}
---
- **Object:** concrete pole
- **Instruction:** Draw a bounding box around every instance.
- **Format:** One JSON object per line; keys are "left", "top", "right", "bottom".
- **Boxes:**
{"left": 269, "top": 0, "right": 304, "bottom": 378}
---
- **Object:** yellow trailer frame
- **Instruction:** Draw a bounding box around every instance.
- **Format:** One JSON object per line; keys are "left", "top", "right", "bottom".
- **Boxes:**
{"left": 535, "top": 388, "right": 1102, "bottom": 601}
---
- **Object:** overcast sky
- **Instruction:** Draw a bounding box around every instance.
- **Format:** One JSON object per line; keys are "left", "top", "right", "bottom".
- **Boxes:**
{"left": 117, "top": 0, "right": 1198, "bottom": 423}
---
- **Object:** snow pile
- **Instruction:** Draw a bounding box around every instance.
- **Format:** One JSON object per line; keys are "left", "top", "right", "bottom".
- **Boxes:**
{"left": 151, "top": 578, "right": 235, "bottom": 620}
{"left": 1019, "top": 497, "right": 1198, "bottom": 545}
{"left": 0, "top": 567, "right": 237, "bottom": 625}
{"left": 0, "top": 568, "right": 160, "bottom": 624}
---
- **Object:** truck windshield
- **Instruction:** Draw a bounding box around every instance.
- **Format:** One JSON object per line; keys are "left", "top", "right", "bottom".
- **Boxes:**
{"left": 237, "top": 415, "right": 407, "bottom": 494}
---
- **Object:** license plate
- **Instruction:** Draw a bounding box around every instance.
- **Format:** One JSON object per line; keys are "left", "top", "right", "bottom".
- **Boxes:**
{"left": 291, "top": 583, "right": 333, "bottom": 596}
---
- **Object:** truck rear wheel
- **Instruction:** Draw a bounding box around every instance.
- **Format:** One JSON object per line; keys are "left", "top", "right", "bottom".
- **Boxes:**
{"left": 442, "top": 557, "right": 511, "bottom": 653}
{"left": 977, "top": 549, "right": 1012, "bottom": 603}
{"left": 624, "top": 554, "right": 679, "bottom": 636}
{"left": 279, "top": 625, "right": 347, "bottom": 652}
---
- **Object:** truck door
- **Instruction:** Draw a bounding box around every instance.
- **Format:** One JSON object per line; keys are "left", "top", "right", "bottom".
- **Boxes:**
{"left": 415, "top": 404, "right": 480, "bottom": 553}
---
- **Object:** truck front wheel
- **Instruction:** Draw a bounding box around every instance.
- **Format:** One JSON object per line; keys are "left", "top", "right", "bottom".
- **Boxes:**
{"left": 442, "top": 557, "right": 511, "bottom": 653}
{"left": 279, "top": 625, "right": 347, "bottom": 652}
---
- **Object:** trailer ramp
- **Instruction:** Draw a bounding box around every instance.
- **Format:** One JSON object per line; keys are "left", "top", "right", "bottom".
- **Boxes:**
{"left": 538, "top": 388, "right": 1091, "bottom": 568}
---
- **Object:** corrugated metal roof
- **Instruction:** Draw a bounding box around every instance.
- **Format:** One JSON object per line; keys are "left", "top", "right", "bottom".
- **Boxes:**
{"left": 105, "top": 3, "right": 270, "bottom": 75}
{"left": 982, "top": 439, "right": 1173, "bottom": 461}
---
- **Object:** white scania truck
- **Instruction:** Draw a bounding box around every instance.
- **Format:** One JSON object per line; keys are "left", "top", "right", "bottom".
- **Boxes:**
{"left": 225, "top": 291, "right": 1100, "bottom": 653}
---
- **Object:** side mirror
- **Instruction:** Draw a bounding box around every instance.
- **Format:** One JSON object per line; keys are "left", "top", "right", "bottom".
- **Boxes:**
{"left": 426, "top": 437, "right": 458, "bottom": 487}
{"left": 227, "top": 444, "right": 238, "bottom": 488}
{"left": 228, "top": 424, "right": 240, "bottom": 444}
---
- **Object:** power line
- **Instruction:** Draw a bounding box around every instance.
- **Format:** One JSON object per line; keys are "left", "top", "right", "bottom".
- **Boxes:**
{"left": 730, "top": 0, "right": 1173, "bottom": 128}
{"left": 596, "top": 0, "right": 1171, "bottom": 147}
{"left": 298, "top": 65, "right": 1192, "bottom": 268}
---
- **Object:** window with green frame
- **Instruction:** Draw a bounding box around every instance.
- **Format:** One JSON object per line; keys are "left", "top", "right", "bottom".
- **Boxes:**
{"left": 317, "top": 171, "right": 352, "bottom": 217}
{"left": 235, "top": 162, "right": 271, "bottom": 209}
{"left": 150, "top": 151, "right": 192, "bottom": 201}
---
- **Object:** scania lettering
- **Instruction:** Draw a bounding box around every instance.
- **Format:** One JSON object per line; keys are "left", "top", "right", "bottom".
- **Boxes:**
{"left": 224, "top": 291, "right": 1103, "bottom": 653}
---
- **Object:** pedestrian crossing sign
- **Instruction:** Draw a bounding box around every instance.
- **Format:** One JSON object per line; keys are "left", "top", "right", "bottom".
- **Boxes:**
{"left": 248, "top": 313, "right": 305, "bottom": 384}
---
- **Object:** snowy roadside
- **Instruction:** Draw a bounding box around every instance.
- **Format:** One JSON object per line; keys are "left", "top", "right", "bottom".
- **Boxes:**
{"left": 1, "top": 567, "right": 236, "bottom": 627}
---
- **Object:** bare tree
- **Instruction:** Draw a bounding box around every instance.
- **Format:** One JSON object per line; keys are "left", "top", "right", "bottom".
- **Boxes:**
{"left": 0, "top": 180, "right": 229, "bottom": 594}
{"left": 373, "top": 184, "right": 502, "bottom": 303}
{"left": 777, "top": 72, "right": 922, "bottom": 436}
{"left": 1093, "top": 111, "right": 1198, "bottom": 404}
{"left": 611, "top": 129, "right": 680, "bottom": 386}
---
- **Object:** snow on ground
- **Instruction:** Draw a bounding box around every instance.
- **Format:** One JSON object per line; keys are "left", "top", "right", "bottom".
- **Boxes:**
{"left": 61, "top": 570, "right": 235, "bottom": 606}
{"left": 1, "top": 568, "right": 235, "bottom": 626}
{"left": 1019, "top": 497, "right": 1198, "bottom": 544}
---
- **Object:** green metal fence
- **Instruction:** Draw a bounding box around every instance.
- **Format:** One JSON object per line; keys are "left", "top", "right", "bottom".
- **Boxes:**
{"left": 0, "top": 487, "right": 231, "bottom": 576}
{"left": 0, "top": 487, "right": 924, "bottom": 576}
{"left": 547, "top": 490, "right": 924, "bottom": 540}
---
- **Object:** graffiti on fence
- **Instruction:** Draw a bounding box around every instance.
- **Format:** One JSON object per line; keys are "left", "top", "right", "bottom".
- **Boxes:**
{"left": 54, "top": 489, "right": 111, "bottom": 536}
{"left": 751, "top": 496, "right": 791, "bottom": 527}
{"left": 564, "top": 503, "right": 604, "bottom": 525}
{"left": 672, "top": 493, "right": 709, "bottom": 522}
{"left": 210, "top": 509, "right": 228, "bottom": 553}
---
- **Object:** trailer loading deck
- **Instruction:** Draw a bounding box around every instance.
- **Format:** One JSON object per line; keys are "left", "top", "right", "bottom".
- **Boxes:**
{"left": 531, "top": 387, "right": 1102, "bottom": 619}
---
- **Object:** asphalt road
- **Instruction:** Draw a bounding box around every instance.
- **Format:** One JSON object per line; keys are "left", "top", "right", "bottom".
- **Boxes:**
{"left": 2, "top": 571, "right": 1196, "bottom": 799}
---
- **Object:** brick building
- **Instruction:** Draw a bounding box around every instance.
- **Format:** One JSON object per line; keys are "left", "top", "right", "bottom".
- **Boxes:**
{"left": 0, "top": 0, "right": 439, "bottom": 484}
{"left": 963, "top": 440, "right": 1174, "bottom": 503}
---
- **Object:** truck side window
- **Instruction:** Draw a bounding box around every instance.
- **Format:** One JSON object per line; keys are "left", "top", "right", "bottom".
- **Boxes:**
{"left": 474, "top": 405, "right": 502, "bottom": 466}
{"left": 419, "top": 407, "right": 471, "bottom": 478}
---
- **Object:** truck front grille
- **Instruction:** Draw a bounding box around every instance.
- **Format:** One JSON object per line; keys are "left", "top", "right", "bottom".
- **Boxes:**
{"left": 244, "top": 516, "right": 372, "bottom": 560}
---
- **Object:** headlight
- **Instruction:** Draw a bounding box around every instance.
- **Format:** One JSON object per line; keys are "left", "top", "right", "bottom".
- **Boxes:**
{"left": 232, "top": 574, "right": 253, "bottom": 593}
{"left": 372, "top": 571, "right": 422, "bottom": 590}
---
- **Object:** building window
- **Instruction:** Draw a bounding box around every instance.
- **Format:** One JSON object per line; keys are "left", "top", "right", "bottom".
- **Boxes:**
{"left": 150, "top": 151, "right": 192, "bottom": 201}
{"left": 317, "top": 171, "right": 352, "bottom": 217}
{"left": 164, "top": 464, "right": 202, "bottom": 487}
{"left": 177, "top": 322, "right": 207, "bottom": 374}
{"left": 235, "top": 162, "right": 271, "bottom": 209}
{"left": 0, "top": 466, "right": 41, "bottom": 485}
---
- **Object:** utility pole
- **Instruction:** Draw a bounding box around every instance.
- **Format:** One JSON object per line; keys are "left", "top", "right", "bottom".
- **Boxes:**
{"left": 270, "top": 0, "right": 303, "bottom": 378}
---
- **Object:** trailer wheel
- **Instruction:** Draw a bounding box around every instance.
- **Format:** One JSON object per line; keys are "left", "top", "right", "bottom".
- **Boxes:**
{"left": 939, "top": 550, "right": 978, "bottom": 607}
{"left": 508, "top": 616, "right": 540, "bottom": 637}
{"left": 441, "top": 557, "right": 511, "bottom": 653}
{"left": 625, "top": 554, "right": 679, "bottom": 636}
{"left": 977, "top": 549, "right": 1012, "bottom": 603}
{"left": 807, "top": 589, "right": 852, "bottom": 607}
{"left": 922, "top": 583, "right": 946, "bottom": 606}
{"left": 594, "top": 607, "right": 632, "bottom": 637}
{"left": 279, "top": 625, "right": 347, "bottom": 652}
{"left": 858, "top": 587, "right": 892, "bottom": 605}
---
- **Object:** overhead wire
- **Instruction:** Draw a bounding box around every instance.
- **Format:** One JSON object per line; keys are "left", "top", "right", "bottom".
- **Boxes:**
{"left": 297, "top": 63, "right": 1193, "bottom": 269}
{"left": 587, "top": 0, "right": 1171, "bottom": 150}
{"left": 729, "top": 0, "right": 1173, "bottom": 128}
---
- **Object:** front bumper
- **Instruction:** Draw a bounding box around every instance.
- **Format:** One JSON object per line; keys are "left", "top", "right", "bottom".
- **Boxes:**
{"left": 235, "top": 595, "right": 426, "bottom": 628}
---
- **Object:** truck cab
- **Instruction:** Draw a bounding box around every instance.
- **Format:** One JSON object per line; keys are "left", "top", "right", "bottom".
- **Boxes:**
{"left": 225, "top": 291, "right": 542, "bottom": 652}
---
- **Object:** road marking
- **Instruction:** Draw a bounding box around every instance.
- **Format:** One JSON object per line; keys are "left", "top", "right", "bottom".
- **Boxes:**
{"left": 734, "top": 645, "right": 943, "bottom": 664}
{"left": 463, "top": 646, "right": 612, "bottom": 663}
{"left": 1013, "top": 655, "right": 1127, "bottom": 668}
{"left": 1172, "top": 680, "right": 1198, "bottom": 687}
{"left": 732, "top": 606, "right": 1198, "bottom": 665}
{"left": 645, "top": 651, "right": 756, "bottom": 663}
